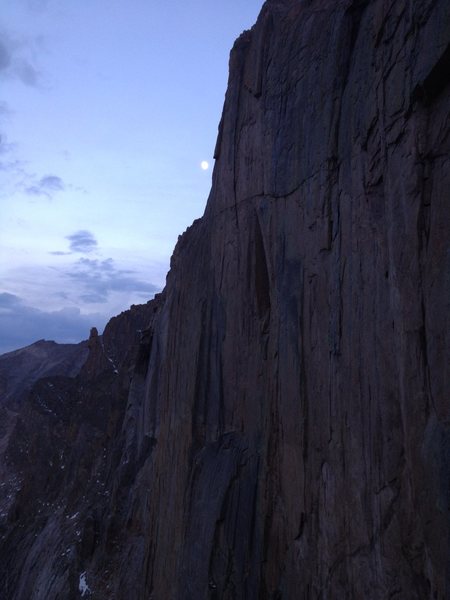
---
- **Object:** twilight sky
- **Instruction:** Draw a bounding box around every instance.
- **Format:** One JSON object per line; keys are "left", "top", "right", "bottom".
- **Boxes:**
{"left": 0, "top": 0, "right": 263, "bottom": 354}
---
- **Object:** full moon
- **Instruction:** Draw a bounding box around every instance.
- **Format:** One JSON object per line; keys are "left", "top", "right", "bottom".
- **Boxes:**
{"left": 200, "top": 160, "right": 209, "bottom": 170}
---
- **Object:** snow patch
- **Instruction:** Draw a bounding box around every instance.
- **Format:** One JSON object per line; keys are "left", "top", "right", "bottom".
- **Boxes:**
{"left": 106, "top": 355, "right": 118, "bottom": 374}
{"left": 79, "top": 572, "right": 91, "bottom": 596}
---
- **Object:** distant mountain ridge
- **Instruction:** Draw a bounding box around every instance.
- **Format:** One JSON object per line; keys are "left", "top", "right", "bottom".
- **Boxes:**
{"left": 0, "top": 339, "right": 89, "bottom": 410}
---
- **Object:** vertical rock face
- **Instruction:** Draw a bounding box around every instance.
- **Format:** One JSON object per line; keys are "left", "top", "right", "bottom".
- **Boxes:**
{"left": 0, "top": 0, "right": 449, "bottom": 598}
{"left": 133, "top": 1, "right": 449, "bottom": 597}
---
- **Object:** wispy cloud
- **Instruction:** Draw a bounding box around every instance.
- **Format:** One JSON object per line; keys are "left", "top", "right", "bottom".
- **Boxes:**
{"left": 0, "top": 292, "right": 105, "bottom": 355}
{"left": 0, "top": 30, "right": 42, "bottom": 88}
{"left": 66, "top": 257, "right": 158, "bottom": 304}
{"left": 25, "top": 174, "right": 65, "bottom": 197}
{"left": 0, "top": 136, "right": 67, "bottom": 202}
{"left": 0, "top": 133, "right": 17, "bottom": 157}
{"left": 66, "top": 230, "right": 98, "bottom": 254}
{"left": 0, "top": 142, "right": 30, "bottom": 199}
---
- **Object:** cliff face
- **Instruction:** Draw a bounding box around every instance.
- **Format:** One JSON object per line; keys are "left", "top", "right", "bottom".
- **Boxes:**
{"left": 1, "top": 0, "right": 449, "bottom": 598}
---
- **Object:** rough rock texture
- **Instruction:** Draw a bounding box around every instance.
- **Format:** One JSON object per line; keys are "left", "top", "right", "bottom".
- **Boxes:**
{"left": 0, "top": 301, "right": 159, "bottom": 599}
{"left": 0, "top": 340, "right": 89, "bottom": 409}
{"left": 0, "top": 338, "right": 90, "bottom": 557}
{"left": 1, "top": 0, "right": 449, "bottom": 598}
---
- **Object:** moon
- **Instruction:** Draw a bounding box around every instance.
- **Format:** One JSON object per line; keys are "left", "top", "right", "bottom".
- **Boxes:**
{"left": 200, "top": 160, "right": 209, "bottom": 170}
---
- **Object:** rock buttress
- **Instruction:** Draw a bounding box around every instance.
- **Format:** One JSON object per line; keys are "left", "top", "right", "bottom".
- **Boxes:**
{"left": 130, "top": 1, "right": 450, "bottom": 598}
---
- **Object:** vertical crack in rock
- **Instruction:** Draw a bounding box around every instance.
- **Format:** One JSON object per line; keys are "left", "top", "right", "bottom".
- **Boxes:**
{"left": 254, "top": 209, "right": 271, "bottom": 322}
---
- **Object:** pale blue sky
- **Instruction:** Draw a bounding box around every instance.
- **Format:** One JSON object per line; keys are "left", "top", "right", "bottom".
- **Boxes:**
{"left": 0, "top": 0, "right": 263, "bottom": 353}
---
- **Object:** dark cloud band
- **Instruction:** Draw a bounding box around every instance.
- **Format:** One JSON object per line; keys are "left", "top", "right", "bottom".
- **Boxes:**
{"left": 0, "top": 292, "right": 105, "bottom": 355}
{"left": 67, "top": 257, "right": 158, "bottom": 303}
{"left": 66, "top": 230, "right": 98, "bottom": 253}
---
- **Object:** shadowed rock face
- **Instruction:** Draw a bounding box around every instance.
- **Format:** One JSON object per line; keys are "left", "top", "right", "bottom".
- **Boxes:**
{"left": 0, "top": 338, "right": 90, "bottom": 559}
{"left": 0, "top": 340, "right": 89, "bottom": 410}
{"left": 0, "top": 0, "right": 449, "bottom": 598}
{"left": 0, "top": 300, "right": 160, "bottom": 599}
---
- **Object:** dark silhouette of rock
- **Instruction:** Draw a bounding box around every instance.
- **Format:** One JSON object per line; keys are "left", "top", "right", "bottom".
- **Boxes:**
{"left": 0, "top": 299, "right": 158, "bottom": 599}
{"left": 0, "top": 339, "right": 89, "bottom": 410}
{"left": 0, "top": 0, "right": 449, "bottom": 598}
